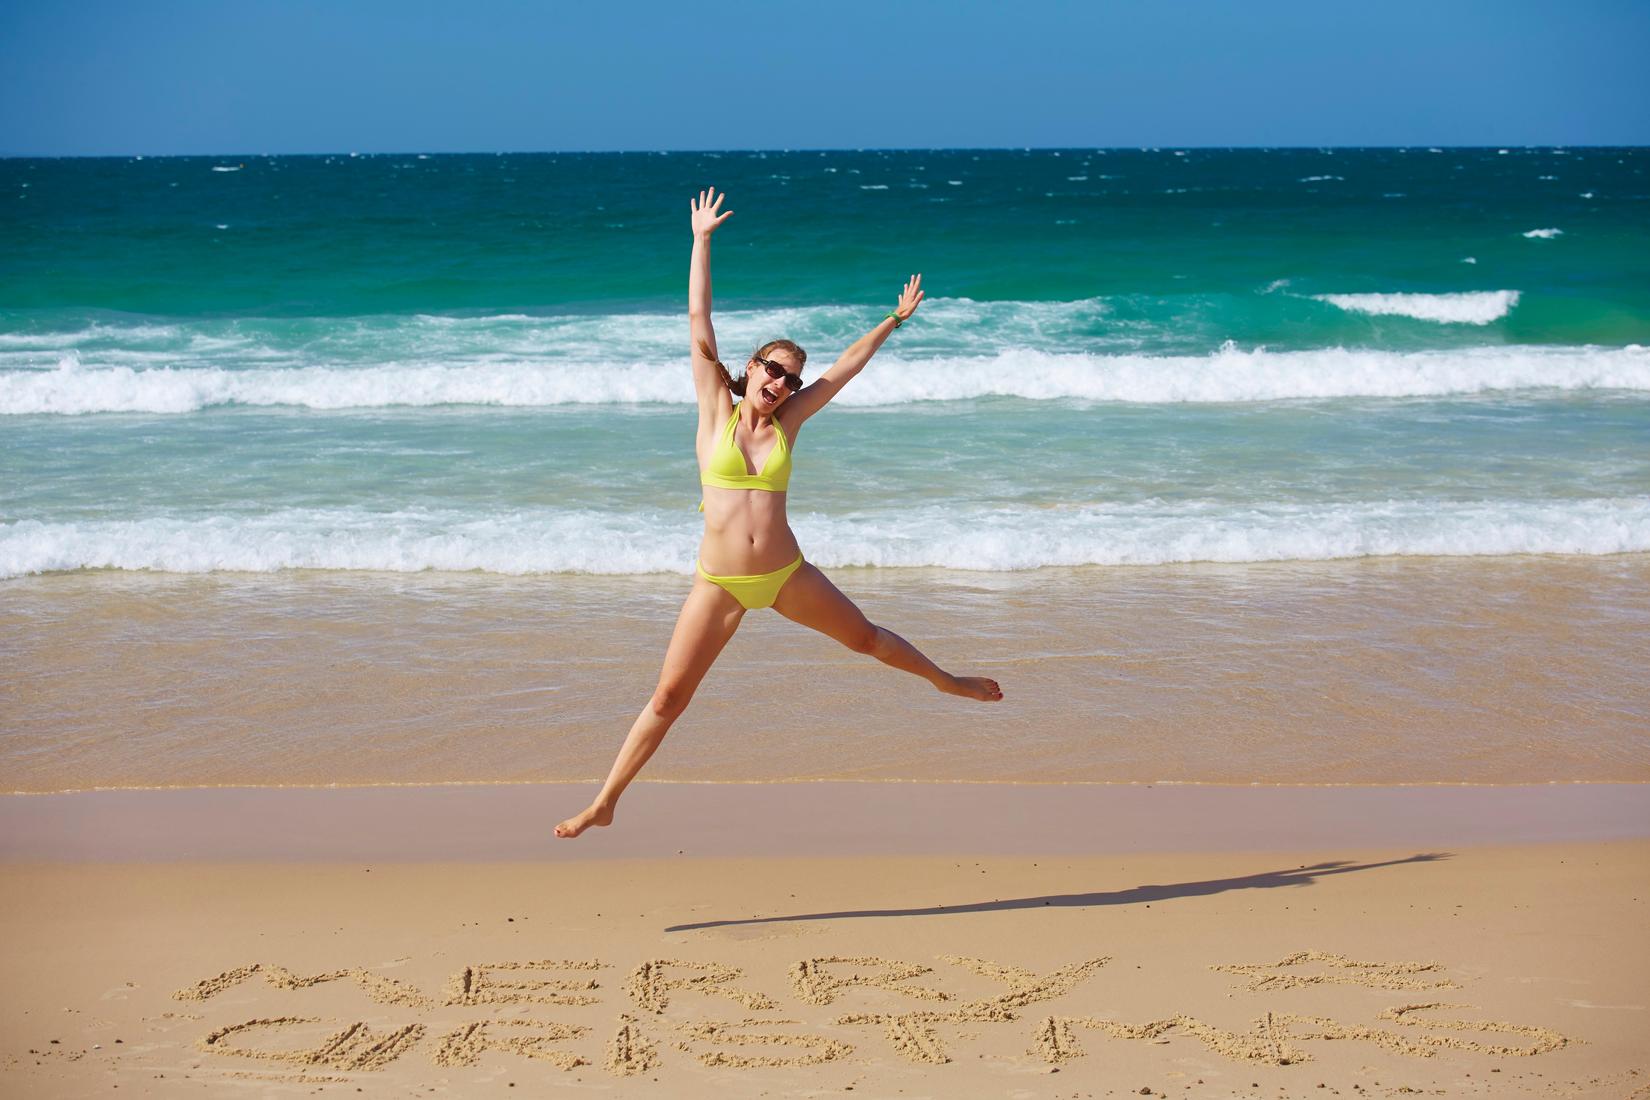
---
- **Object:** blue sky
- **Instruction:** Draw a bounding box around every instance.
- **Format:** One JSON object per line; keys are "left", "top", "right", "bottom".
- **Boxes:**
{"left": 2, "top": 0, "right": 1646, "bottom": 155}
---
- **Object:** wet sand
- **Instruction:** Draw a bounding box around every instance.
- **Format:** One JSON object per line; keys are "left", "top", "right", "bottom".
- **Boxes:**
{"left": 5, "top": 554, "right": 1649, "bottom": 791}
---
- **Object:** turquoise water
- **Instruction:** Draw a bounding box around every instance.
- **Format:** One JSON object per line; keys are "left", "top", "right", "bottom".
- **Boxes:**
{"left": 3, "top": 148, "right": 1648, "bottom": 576}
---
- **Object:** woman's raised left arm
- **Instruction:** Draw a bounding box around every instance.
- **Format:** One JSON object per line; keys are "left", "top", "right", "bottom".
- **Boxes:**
{"left": 783, "top": 274, "right": 924, "bottom": 429}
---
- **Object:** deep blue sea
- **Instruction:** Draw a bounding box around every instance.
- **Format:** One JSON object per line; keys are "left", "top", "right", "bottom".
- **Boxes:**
{"left": 3, "top": 148, "right": 1648, "bottom": 577}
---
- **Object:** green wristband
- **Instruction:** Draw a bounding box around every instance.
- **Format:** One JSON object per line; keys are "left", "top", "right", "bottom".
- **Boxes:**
{"left": 884, "top": 310, "right": 903, "bottom": 329}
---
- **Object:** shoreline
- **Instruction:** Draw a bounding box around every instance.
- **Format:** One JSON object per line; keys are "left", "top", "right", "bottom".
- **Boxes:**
{"left": 7, "top": 554, "right": 1649, "bottom": 791}
{"left": 12, "top": 776, "right": 1650, "bottom": 795}
{"left": 8, "top": 549, "right": 1650, "bottom": 587}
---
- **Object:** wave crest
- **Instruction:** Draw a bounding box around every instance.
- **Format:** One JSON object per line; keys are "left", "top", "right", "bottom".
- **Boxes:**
{"left": 4, "top": 344, "right": 1647, "bottom": 415}
{"left": 4, "top": 498, "right": 1647, "bottom": 578}
{"left": 1311, "top": 291, "right": 1520, "bottom": 325}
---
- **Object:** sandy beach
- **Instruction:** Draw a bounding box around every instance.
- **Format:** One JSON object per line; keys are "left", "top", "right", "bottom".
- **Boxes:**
{"left": 6, "top": 6, "right": 1650, "bottom": 1095}
{"left": 2, "top": 783, "right": 1647, "bottom": 1097}
{"left": 5, "top": 125, "right": 1649, "bottom": 1100}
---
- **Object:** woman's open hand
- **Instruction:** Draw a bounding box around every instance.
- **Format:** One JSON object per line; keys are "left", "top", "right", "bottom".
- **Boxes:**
{"left": 690, "top": 187, "right": 734, "bottom": 238}
{"left": 893, "top": 273, "right": 925, "bottom": 323}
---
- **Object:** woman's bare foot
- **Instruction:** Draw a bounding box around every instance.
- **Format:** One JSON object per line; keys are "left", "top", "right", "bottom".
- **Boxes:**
{"left": 941, "top": 675, "right": 1003, "bottom": 702}
{"left": 554, "top": 802, "right": 614, "bottom": 839}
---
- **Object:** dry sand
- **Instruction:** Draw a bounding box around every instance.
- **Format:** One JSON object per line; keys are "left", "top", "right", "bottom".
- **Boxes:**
{"left": 2, "top": 783, "right": 1647, "bottom": 1097}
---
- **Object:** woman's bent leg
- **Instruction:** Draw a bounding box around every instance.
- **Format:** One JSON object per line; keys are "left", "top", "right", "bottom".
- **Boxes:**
{"left": 554, "top": 575, "right": 746, "bottom": 838}
{"left": 771, "top": 563, "right": 1003, "bottom": 702}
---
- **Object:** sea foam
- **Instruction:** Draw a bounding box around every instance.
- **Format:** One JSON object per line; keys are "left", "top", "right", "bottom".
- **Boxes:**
{"left": 4, "top": 343, "right": 1646, "bottom": 415}
{"left": 5, "top": 497, "right": 1647, "bottom": 579}
{"left": 1311, "top": 290, "right": 1520, "bottom": 325}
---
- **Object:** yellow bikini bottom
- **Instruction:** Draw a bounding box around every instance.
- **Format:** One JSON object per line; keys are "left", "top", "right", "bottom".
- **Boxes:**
{"left": 696, "top": 552, "right": 804, "bottom": 610}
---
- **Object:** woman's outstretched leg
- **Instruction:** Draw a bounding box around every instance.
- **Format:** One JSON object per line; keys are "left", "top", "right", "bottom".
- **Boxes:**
{"left": 554, "top": 577, "right": 746, "bottom": 838}
{"left": 771, "top": 563, "right": 1003, "bottom": 701}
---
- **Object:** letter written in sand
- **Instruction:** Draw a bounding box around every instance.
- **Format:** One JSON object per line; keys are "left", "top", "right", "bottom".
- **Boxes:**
{"left": 433, "top": 1020, "right": 590, "bottom": 1071}
{"left": 788, "top": 956, "right": 951, "bottom": 1006}
{"left": 839, "top": 956, "right": 1112, "bottom": 1065}
{"left": 941, "top": 955, "right": 1113, "bottom": 1009}
{"left": 200, "top": 1017, "right": 426, "bottom": 1072}
{"left": 1030, "top": 1012, "right": 1309, "bottom": 1067}
{"left": 1378, "top": 1002, "right": 1569, "bottom": 1056}
{"left": 1213, "top": 950, "right": 1456, "bottom": 994}
{"left": 674, "top": 1018, "right": 855, "bottom": 1069}
{"left": 444, "top": 959, "right": 606, "bottom": 1007}
{"left": 605, "top": 1015, "right": 661, "bottom": 1077}
{"left": 175, "top": 962, "right": 437, "bottom": 1009}
{"left": 835, "top": 1007, "right": 1000, "bottom": 1065}
{"left": 1279, "top": 1003, "right": 1571, "bottom": 1059}
{"left": 626, "top": 959, "right": 777, "bottom": 1015}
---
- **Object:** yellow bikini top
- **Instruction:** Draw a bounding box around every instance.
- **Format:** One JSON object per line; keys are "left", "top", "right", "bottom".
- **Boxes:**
{"left": 698, "top": 404, "right": 791, "bottom": 510}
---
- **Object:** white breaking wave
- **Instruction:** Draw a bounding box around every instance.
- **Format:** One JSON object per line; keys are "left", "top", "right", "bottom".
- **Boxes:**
{"left": 1311, "top": 290, "right": 1520, "bottom": 325}
{"left": 4, "top": 498, "right": 1647, "bottom": 579}
{"left": 1523, "top": 227, "right": 1563, "bottom": 239}
{"left": 3, "top": 343, "right": 1647, "bottom": 414}
{"left": 0, "top": 297, "right": 1118, "bottom": 376}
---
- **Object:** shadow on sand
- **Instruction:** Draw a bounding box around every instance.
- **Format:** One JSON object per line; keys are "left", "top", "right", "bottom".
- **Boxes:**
{"left": 665, "top": 852, "right": 1449, "bottom": 933}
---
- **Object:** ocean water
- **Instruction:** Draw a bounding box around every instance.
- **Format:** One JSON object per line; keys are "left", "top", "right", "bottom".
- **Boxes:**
{"left": 4, "top": 148, "right": 1650, "bottom": 791}
{"left": 3, "top": 147, "right": 1649, "bottom": 579}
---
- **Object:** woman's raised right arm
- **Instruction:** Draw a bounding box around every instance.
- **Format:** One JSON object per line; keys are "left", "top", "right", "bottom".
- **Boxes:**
{"left": 688, "top": 188, "right": 735, "bottom": 424}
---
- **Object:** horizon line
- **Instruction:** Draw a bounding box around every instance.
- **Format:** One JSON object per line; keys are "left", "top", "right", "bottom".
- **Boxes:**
{"left": 4, "top": 142, "right": 1648, "bottom": 161}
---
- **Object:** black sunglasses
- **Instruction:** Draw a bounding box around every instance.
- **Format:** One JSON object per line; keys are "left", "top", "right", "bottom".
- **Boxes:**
{"left": 753, "top": 355, "right": 803, "bottom": 393}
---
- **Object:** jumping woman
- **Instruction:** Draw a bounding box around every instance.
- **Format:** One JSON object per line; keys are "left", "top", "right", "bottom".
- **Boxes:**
{"left": 554, "top": 187, "right": 1003, "bottom": 839}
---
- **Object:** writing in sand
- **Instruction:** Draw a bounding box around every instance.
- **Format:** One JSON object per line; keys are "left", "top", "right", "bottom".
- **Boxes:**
{"left": 150, "top": 950, "right": 1573, "bottom": 1083}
